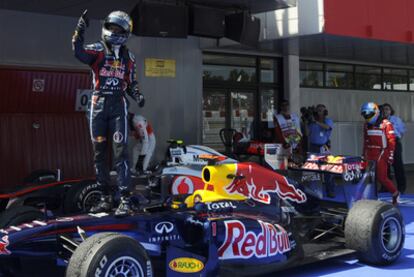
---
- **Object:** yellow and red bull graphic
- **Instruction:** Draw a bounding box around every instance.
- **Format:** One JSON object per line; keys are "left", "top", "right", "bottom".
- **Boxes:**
{"left": 218, "top": 220, "right": 291, "bottom": 260}
{"left": 202, "top": 162, "right": 307, "bottom": 204}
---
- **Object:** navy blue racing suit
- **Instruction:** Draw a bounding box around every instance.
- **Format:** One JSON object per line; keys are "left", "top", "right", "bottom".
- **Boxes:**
{"left": 72, "top": 37, "right": 138, "bottom": 196}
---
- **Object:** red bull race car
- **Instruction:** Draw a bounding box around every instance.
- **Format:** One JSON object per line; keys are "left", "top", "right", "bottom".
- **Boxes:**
{"left": 0, "top": 154, "right": 405, "bottom": 276}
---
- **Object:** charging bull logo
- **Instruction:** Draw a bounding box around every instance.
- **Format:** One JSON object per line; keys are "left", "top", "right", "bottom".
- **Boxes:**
{"left": 218, "top": 220, "right": 291, "bottom": 260}
{"left": 226, "top": 163, "right": 307, "bottom": 204}
{"left": 0, "top": 235, "right": 11, "bottom": 255}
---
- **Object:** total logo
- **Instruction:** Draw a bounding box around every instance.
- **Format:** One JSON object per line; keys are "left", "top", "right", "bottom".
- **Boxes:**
{"left": 218, "top": 220, "right": 291, "bottom": 260}
{"left": 206, "top": 201, "right": 237, "bottom": 211}
{"left": 169, "top": 257, "right": 204, "bottom": 273}
{"left": 149, "top": 221, "right": 180, "bottom": 243}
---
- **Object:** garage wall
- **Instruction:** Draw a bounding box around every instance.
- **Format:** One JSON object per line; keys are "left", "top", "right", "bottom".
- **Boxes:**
{"left": 0, "top": 9, "right": 203, "bottom": 163}
{"left": 301, "top": 88, "right": 414, "bottom": 163}
{"left": 126, "top": 36, "right": 203, "bottom": 161}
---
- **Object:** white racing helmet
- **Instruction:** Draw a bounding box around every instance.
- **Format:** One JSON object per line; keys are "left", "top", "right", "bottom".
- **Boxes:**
{"left": 101, "top": 11, "right": 133, "bottom": 45}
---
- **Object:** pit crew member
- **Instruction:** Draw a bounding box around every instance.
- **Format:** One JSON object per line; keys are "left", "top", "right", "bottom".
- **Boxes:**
{"left": 273, "top": 99, "right": 302, "bottom": 154}
{"left": 129, "top": 114, "right": 156, "bottom": 175}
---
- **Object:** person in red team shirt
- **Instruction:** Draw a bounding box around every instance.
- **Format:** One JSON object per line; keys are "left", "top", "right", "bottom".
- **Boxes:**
{"left": 360, "top": 102, "right": 400, "bottom": 205}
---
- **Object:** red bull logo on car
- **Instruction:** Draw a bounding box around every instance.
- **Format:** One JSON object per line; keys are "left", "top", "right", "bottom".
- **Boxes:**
{"left": 218, "top": 220, "right": 291, "bottom": 260}
{"left": 225, "top": 163, "right": 307, "bottom": 204}
{"left": 0, "top": 235, "right": 10, "bottom": 255}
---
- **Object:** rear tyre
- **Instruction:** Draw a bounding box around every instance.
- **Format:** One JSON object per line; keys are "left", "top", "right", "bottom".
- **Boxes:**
{"left": 63, "top": 182, "right": 104, "bottom": 213}
{"left": 66, "top": 232, "right": 152, "bottom": 277}
{"left": 345, "top": 200, "right": 405, "bottom": 265}
{"left": 0, "top": 205, "right": 44, "bottom": 229}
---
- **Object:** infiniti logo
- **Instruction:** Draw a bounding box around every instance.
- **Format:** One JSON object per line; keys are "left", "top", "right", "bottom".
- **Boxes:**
{"left": 155, "top": 221, "right": 174, "bottom": 234}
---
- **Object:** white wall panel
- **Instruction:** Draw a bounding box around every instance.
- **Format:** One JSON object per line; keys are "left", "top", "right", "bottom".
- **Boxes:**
{"left": 257, "top": 0, "right": 324, "bottom": 40}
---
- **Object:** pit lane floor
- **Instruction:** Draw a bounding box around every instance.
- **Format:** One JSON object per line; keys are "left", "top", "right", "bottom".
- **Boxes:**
{"left": 2, "top": 194, "right": 414, "bottom": 277}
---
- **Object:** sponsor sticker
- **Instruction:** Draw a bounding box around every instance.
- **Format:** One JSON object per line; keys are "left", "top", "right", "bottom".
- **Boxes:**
{"left": 171, "top": 176, "right": 194, "bottom": 195}
{"left": 149, "top": 221, "right": 180, "bottom": 243}
{"left": 343, "top": 163, "right": 363, "bottom": 182}
{"left": 113, "top": 131, "right": 124, "bottom": 143}
{"left": 170, "top": 148, "right": 184, "bottom": 157}
{"left": 218, "top": 220, "right": 291, "bottom": 260}
{"left": 206, "top": 201, "right": 237, "bottom": 211}
{"left": 169, "top": 257, "right": 204, "bottom": 273}
{"left": 155, "top": 221, "right": 174, "bottom": 234}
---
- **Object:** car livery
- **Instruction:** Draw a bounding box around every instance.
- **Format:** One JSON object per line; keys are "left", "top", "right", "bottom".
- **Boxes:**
{"left": 0, "top": 156, "right": 405, "bottom": 276}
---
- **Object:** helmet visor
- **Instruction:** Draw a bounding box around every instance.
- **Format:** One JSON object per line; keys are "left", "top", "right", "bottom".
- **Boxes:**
{"left": 105, "top": 23, "right": 127, "bottom": 34}
{"left": 361, "top": 111, "right": 375, "bottom": 120}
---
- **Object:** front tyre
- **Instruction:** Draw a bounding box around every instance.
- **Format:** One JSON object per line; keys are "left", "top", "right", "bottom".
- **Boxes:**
{"left": 66, "top": 232, "right": 152, "bottom": 277}
{"left": 345, "top": 200, "right": 405, "bottom": 265}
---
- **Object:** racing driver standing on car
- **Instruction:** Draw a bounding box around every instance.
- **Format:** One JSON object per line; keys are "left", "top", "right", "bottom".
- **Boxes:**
{"left": 72, "top": 10, "right": 144, "bottom": 216}
{"left": 361, "top": 102, "right": 400, "bottom": 205}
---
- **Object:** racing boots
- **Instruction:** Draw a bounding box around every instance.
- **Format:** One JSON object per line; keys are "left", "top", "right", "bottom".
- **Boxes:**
{"left": 90, "top": 195, "right": 114, "bottom": 213}
{"left": 115, "top": 196, "right": 134, "bottom": 217}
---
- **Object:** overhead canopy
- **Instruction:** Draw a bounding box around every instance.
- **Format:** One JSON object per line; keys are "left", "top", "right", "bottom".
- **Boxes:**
{"left": 0, "top": 0, "right": 296, "bottom": 18}
{"left": 189, "top": 0, "right": 297, "bottom": 14}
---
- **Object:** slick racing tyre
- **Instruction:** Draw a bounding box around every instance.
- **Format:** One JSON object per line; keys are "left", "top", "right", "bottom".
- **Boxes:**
{"left": 66, "top": 232, "right": 152, "bottom": 277}
{"left": 0, "top": 205, "right": 44, "bottom": 229}
{"left": 63, "top": 182, "right": 104, "bottom": 213}
{"left": 345, "top": 200, "right": 405, "bottom": 265}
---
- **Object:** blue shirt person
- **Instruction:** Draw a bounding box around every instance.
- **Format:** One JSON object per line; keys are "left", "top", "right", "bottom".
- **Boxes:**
{"left": 307, "top": 105, "right": 334, "bottom": 153}
{"left": 389, "top": 115, "right": 406, "bottom": 139}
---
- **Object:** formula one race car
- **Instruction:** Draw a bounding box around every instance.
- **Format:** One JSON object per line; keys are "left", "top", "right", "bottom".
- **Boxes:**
{"left": 0, "top": 140, "right": 228, "bottom": 230}
{"left": 0, "top": 170, "right": 103, "bottom": 229}
{"left": 0, "top": 155, "right": 404, "bottom": 276}
{"left": 158, "top": 139, "right": 236, "bottom": 196}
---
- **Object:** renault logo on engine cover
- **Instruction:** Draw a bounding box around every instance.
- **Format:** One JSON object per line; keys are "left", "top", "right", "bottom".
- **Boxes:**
{"left": 155, "top": 221, "right": 174, "bottom": 234}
